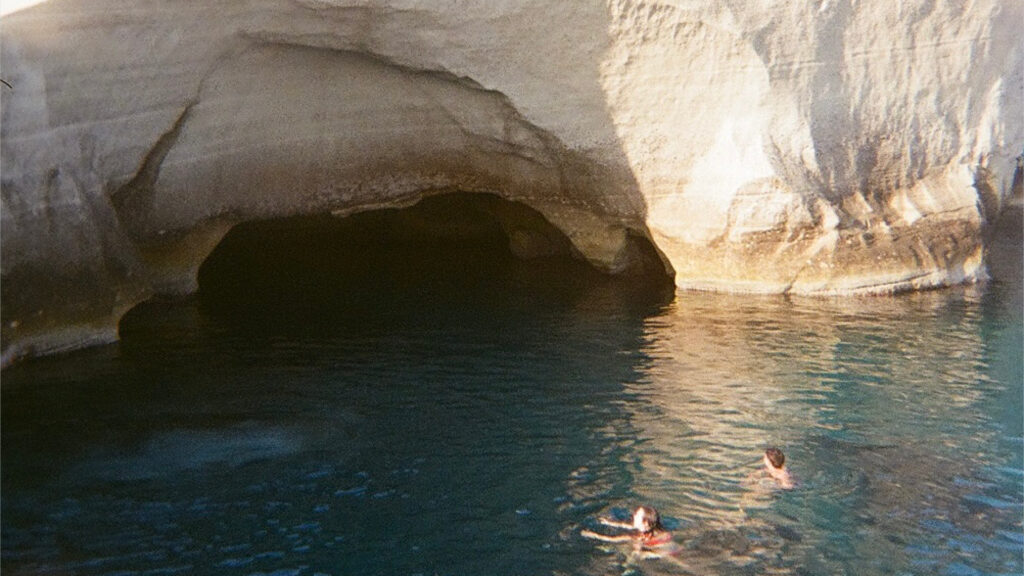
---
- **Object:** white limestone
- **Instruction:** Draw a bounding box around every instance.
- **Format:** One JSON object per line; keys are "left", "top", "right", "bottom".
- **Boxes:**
{"left": 1, "top": 0, "right": 1021, "bottom": 364}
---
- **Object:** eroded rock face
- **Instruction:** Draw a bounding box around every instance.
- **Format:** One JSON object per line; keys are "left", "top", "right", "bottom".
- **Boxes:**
{"left": 1, "top": 0, "right": 1021, "bottom": 364}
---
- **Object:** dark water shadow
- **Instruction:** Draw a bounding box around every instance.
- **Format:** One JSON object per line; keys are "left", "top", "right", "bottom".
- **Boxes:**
{"left": 193, "top": 193, "right": 673, "bottom": 336}
{"left": 1, "top": 194, "right": 674, "bottom": 576}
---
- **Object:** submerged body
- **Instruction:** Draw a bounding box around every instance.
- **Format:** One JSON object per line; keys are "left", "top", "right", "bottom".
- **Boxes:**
{"left": 746, "top": 447, "right": 797, "bottom": 490}
{"left": 581, "top": 506, "right": 680, "bottom": 555}
{"left": 2, "top": 269, "right": 1020, "bottom": 576}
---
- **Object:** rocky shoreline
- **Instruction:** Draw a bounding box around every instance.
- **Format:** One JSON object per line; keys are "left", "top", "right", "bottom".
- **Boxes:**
{"left": 2, "top": 1, "right": 1021, "bottom": 365}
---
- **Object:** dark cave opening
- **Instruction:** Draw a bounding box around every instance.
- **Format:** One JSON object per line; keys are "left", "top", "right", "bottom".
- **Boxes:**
{"left": 194, "top": 193, "right": 672, "bottom": 331}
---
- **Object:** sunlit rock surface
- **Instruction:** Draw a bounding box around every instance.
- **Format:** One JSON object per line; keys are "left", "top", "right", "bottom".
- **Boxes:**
{"left": 2, "top": 0, "right": 1021, "bottom": 364}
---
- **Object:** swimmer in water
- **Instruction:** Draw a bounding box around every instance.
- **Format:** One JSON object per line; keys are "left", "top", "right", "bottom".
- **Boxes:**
{"left": 581, "top": 505, "right": 676, "bottom": 552}
{"left": 762, "top": 447, "right": 796, "bottom": 489}
{"left": 743, "top": 446, "right": 797, "bottom": 490}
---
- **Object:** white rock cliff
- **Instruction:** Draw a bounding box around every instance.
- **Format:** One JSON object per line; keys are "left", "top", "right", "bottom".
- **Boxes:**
{"left": 2, "top": 0, "right": 1022, "bottom": 364}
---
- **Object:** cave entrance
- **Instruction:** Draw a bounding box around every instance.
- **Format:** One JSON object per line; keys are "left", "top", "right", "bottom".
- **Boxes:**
{"left": 196, "top": 193, "right": 671, "bottom": 331}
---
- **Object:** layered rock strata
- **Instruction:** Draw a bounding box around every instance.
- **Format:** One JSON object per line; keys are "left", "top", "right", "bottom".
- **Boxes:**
{"left": 2, "top": 0, "right": 1021, "bottom": 364}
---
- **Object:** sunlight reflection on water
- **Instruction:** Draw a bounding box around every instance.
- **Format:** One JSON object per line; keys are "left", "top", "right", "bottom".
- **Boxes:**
{"left": 2, "top": 250, "right": 1021, "bottom": 575}
{"left": 614, "top": 285, "right": 1022, "bottom": 575}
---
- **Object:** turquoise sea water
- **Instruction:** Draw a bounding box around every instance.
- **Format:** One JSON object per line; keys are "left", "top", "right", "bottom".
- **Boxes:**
{"left": 3, "top": 211, "right": 1021, "bottom": 576}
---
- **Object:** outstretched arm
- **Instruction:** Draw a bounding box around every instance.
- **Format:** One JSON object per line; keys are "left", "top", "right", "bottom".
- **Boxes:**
{"left": 598, "top": 517, "right": 635, "bottom": 530}
{"left": 581, "top": 530, "right": 635, "bottom": 543}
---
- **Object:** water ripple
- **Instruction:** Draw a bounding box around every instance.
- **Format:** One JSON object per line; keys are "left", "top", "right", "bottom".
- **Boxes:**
{"left": 2, "top": 274, "right": 1020, "bottom": 576}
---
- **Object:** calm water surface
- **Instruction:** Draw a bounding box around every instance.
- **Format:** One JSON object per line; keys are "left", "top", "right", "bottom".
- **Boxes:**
{"left": 3, "top": 225, "right": 1022, "bottom": 576}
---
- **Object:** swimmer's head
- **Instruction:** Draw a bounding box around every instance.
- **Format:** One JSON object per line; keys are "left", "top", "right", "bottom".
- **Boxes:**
{"left": 764, "top": 447, "right": 786, "bottom": 470}
{"left": 632, "top": 505, "right": 664, "bottom": 534}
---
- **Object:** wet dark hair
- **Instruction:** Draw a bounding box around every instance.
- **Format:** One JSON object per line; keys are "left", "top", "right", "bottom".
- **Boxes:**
{"left": 765, "top": 447, "right": 785, "bottom": 469}
{"left": 636, "top": 505, "right": 665, "bottom": 535}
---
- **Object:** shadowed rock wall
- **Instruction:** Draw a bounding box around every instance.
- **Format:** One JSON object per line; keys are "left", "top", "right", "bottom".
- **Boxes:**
{"left": 1, "top": 0, "right": 1021, "bottom": 365}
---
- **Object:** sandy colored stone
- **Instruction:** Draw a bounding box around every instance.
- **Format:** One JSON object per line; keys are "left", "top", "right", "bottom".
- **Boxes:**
{"left": 1, "top": 0, "right": 1021, "bottom": 364}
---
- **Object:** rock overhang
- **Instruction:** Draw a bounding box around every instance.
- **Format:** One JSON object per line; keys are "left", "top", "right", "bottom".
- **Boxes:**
{"left": 1, "top": 0, "right": 1021, "bottom": 365}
